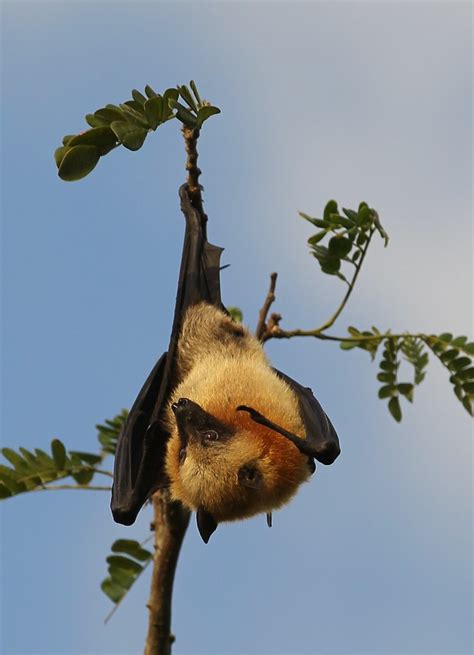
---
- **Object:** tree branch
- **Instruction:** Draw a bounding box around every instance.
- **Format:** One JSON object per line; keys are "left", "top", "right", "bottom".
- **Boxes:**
{"left": 144, "top": 489, "right": 190, "bottom": 655}
{"left": 181, "top": 126, "right": 208, "bottom": 236}
{"left": 255, "top": 272, "right": 278, "bottom": 341}
{"left": 311, "top": 228, "right": 375, "bottom": 333}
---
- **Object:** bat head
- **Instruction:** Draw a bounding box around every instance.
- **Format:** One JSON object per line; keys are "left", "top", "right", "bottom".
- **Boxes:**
{"left": 165, "top": 387, "right": 313, "bottom": 542}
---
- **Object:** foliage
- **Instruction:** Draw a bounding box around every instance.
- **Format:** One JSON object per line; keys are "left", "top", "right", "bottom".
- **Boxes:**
{"left": 102, "top": 539, "right": 153, "bottom": 619}
{"left": 54, "top": 81, "right": 220, "bottom": 181}
{"left": 297, "top": 200, "right": 473, "bottom": 421}
{"left": 300, "top": 200, "right": 388, "bottom": 283}
{"left": 0, "top": 411, "right": 127, "bottom": 498}
{"left": 339, "top": 329, "right": 473, "bottom": 421}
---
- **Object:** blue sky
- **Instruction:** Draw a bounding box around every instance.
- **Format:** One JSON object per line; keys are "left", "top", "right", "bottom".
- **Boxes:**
{"left": 1, "top": 2, "right": 472, "bottom": 654}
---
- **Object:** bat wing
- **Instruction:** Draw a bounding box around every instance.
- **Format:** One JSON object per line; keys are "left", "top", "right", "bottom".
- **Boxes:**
{"left": 111, "top": 185, "right": 225, "bottom": 525}
{"left": 273, "top": 368, "right": 341, "bottom": 465}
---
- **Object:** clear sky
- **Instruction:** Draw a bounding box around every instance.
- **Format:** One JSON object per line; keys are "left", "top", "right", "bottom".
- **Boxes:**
{"left": 1, "top": 2, "right": 472, "bottom": 654}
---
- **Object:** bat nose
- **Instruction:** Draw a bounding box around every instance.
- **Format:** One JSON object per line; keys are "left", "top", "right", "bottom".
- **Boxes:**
{"left": 172, "top": 398, "right": 190, "bottom": 414}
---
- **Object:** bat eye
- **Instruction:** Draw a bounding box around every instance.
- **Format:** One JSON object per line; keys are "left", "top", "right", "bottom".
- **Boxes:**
{"left": 202, "top": 429, "right": 219, "bottom": 442}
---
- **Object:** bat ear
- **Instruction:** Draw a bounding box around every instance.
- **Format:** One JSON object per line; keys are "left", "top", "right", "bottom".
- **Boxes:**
{"left": 196, "top": 508, "right": 218, "bottom": 544}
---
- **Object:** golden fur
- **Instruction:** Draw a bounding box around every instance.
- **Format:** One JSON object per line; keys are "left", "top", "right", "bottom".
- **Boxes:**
{"left": 164, "top": 303, "right": 311, "bottom": 522}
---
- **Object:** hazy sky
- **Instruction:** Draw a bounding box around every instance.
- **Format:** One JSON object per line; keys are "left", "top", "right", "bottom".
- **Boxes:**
{"left": 1, "top": 2, "right": 472, "bottom": 654}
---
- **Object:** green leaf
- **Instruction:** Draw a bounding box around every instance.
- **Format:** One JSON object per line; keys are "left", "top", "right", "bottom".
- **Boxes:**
{"left": 108, "top": 566, "right": 135, "bottom": 590}
{"left": 173, "top": 102, "right": 198, "bottom": 127}
{"left": 71, "top": 469, "right": 94, "bottom": 485}
{"left": 95, "top": 107, "right": 125, "bottom": 124}
{"left": 178, "top": 84, "right": 198, "bottom": 112}
{"left": 377, "top": 372, "right": 396, "bottom": 383}
{"left": 2, "top": 448, "right": 28, "bottom": 472}
{"left": 144, "top": 96, "right": 163, "bottom": 130}
{"left": 227, "top": 307, "right": 243, "bottom": 323}
{"left": 378, "top": 385, "right": 395, "bottom": 399}
{"left": 320, "top": 256, "right": 341, "bottom": 275}
{"left": 323, "top": 200, "right": 338, "bottom": 222}
{"left": 118, "top": 104, "right": 149, "bottom": 128}
{"left": 452, "top": 357, "right": 471, "bottom": 371}
{"left": 328, "top": 235, "right": 352, "bottom": 258}
{"left": 462, "top": 342, "right": 474, "bottom": 355}
{"left": 299, "top": 212, "right": 328, "bottom": 229}
{"left": 458, "top": 367, "right": 474, "bottom": 380}
{"left": 69, "top": 451, "right": 102, "bottom": 466}
{"left": 462, "top": 382, "right": 474, "bottom": 394}
{"left": 388, "top": 396, "right": 402, "bottom": 422}
{"left": 101, "top": 578, "right": 125, "bottom": 604}
{"left": 440, "top": 348, "right": 459, "bottom": 364}
{"left": 329, "top": 214, "right": 354, "bottom": 229}
{"left": 451, "top": 336, "right": 467, "bottom": 347}
{"left": 54, "top": 146, "right": 70, "bottom": 168}
{"left": 110, "top": 122, "right": 148, "bottom": 151}
{"left": 189, "top": 80, "right": 202, "bottom": 106}
{"left": 462, "top": 396, "right": 473, "bottom": 415}
{"left": 58, "top": 145, "right": 100, "bottom": 181}
{"left": 308, "top": 231, "right": 327, "bottom": 245}
{"left": 62, "top": 135, "right": 76, "bottom": 146}
{"left": 51, "top": 439, "right": 67, "bottom": 470}
{"left": 0, "top": 474, "right": 25, "bottom": 494}
{"left": 144, "top": 85, "right": 157, "bottom": 98}
{"left": 398, "top": 383, "right": 414, "bottom": 402}
{"left": 111, "top": 539, "right": 152, "bottom": 562}
{"left": 348, "top": 326, "right": 361, "bottom": 337}
{"left": 97, "top": 410, "right": 128, "bottom": 456}
{"left": 106, "top": 555, "right": 143, "bottom": 574}
{"left": 85, "top": 113, "right": 107, "bottom": 128}
{"left": 196, "top": 105, "right": 220, "bottom": 128}
{"left": 340, "top": 341, "right": 359, "bottom": 350}
{"left": 439, "top": 333, "right": 453, "bottom": 343}
{"left": 67, "top": 127, "right": 118, "bottom": 155}
{"left": 162, "top": 88, "right": 179, "bottom": 120}
{"left": 342, "top": 207, "right": 358, "bottom": 222}
{"left": 131, "top": 89, "right": 147, "bottom": 106}
{"left": 0, "top": 485, "right": 13, "bottom": 499}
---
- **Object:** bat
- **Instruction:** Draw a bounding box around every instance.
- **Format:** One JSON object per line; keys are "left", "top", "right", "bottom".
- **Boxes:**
{"left": 111, "top": 185, "right": 340, "bottom": 543}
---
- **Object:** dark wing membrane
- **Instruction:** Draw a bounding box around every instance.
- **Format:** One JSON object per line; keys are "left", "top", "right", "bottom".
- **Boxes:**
{"left": 111, "top": 354, "right": 169, "bottom": 525}
{"left": 111, "top": 185, "right": 225, "bottom": 525}
{"left": 273, "top": 368, "right": 341, "bottom": 465}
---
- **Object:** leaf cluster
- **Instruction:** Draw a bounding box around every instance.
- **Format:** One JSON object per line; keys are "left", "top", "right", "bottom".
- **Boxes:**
{"left": 426, "top": 333, "right": 474, "bottom": 415}
{"left": 54, "top": 81, "right": 220, "bottom": 181}
{"left": 0, "top": 410, "right": 127, "bottom": 498}
{"left": 300, "top": 200, "right": 388, "bottom": 282}
{"left": 96, "top": 409, "right": 128, "bottom": 456}
{"left": 101, "top": 539, "right": 153, "bottom": 610}
{"left": 340, "top": 329, "right": 472, "bottom": 421}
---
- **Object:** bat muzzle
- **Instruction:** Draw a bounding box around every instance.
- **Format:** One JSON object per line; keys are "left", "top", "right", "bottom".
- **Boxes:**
{"left": 172, "top": 398, "right": 209, "bottom": 447}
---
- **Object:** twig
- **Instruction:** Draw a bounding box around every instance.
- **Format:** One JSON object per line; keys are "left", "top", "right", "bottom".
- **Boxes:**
{"left": 29, "top": 484, "right": 112, "bottom": 492}
{"left": 181, "top": 126, "right": 208, "bottom": 237}
{"left": 263, "top": 229, "right": 376, "bottom": 342}
{"left": 144, "top": 489, "right": 190, "bottom": 655}
{"left": 255, "top": 273, "right": 278, "bottom": 342}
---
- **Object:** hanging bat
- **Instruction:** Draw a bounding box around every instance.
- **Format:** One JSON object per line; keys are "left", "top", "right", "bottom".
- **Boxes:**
{"left": 111, "top": 185, "right": 340, "bottom": 542}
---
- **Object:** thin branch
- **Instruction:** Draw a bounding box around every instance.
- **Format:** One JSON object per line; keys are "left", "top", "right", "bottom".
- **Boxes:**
{"left": 29, "top": 484, "right": 112, "bottom": 492}
{"left": 17, "top": 467, "right": 113, "bottom": 484}
{"left": 255, "top": 273, "right": 278, "bottom": 341}
{"left": 181, "top": 126, "right": 208, "bottom": 236}
{"left": 311, "top": 228, "right": 375, "bottom": 334}
{"left": 144, "top": 489, "right": 190, "bottom": 655}
{"left": 269, "top": 329, "right": 428, "bottom": 342}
